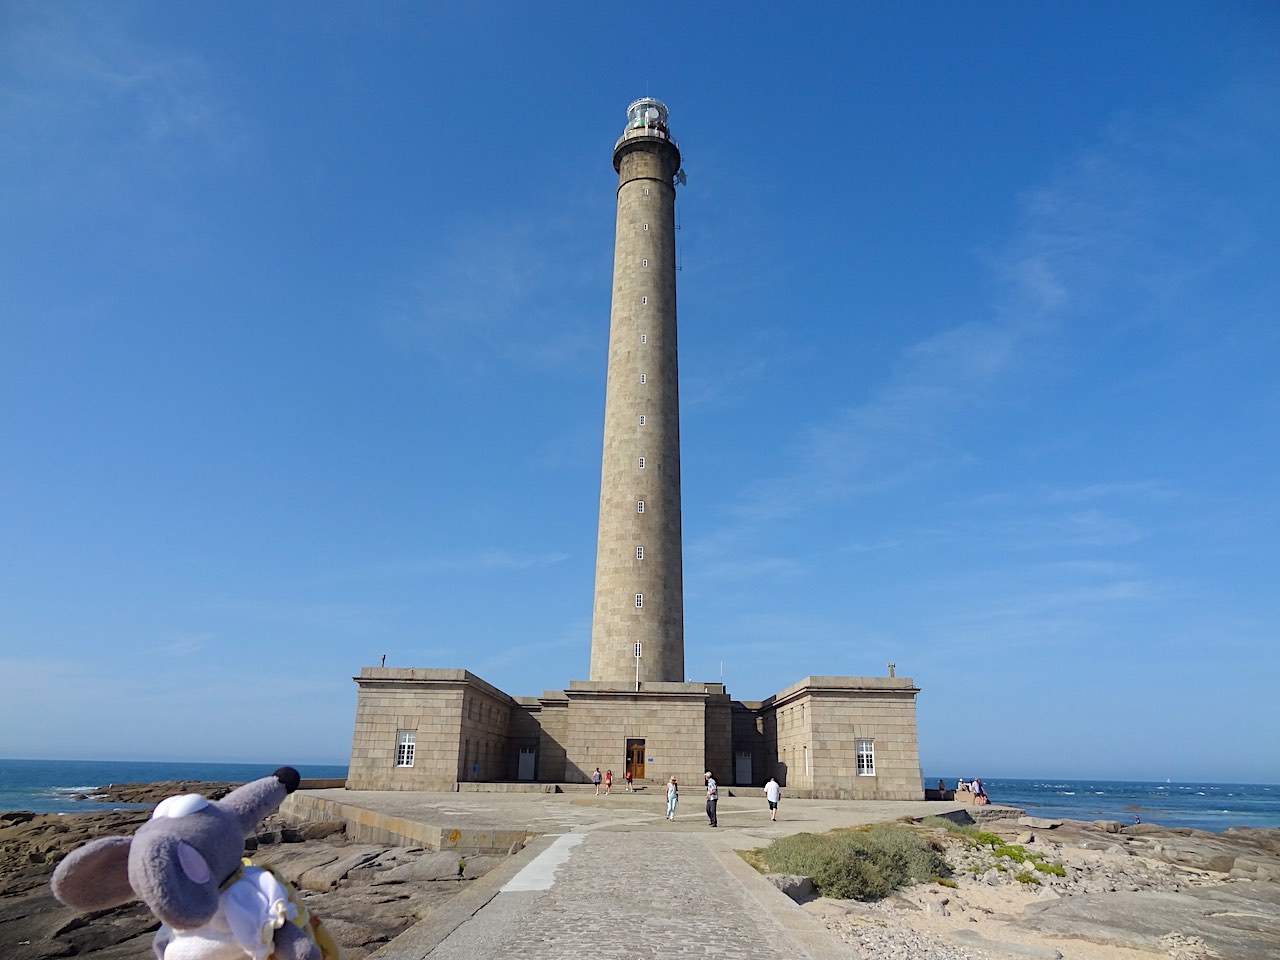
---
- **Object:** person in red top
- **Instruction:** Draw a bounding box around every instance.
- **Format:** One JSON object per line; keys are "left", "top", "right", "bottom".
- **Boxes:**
{"left": 604, "top": 769, "right": 613, "bottom": 795}
{"left": 625, "top": 769, "right": 634, "bottom": 791}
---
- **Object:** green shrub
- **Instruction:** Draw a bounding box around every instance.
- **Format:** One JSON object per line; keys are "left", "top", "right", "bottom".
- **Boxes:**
{"left": 992, "top": 844, "right": 1028, "bottom": 863}
{"left": 1015, "top": 870, "right": 1040, "bottom": 885}
{"left": 755, "top": 826, "right": 951, "bottom": 901}
{"left": 1033, "top": 860, "right": 1066, "bottom": 877}
{"left": 972, "top": 831, "right": 1003, "bottom": 848}
{"left": 922, "top": 816, "right": 980, "bottom": 838}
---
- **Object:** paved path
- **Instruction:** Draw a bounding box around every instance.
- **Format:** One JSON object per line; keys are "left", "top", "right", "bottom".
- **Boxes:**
{"left": 417, "top": 831, "right": 846, "bottom": 960}
{"left": 319, "top": 789, "right": 1015, "bottom": 959}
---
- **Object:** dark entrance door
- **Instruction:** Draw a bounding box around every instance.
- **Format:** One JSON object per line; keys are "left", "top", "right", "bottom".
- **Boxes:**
{"left": 626, "top": 739, "right": 646, "bottom": 781}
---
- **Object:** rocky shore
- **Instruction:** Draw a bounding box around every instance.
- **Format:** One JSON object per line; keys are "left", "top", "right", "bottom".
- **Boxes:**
{"left": 5, "top": 784, "right": 1276, "bottom": 960}
{"left": 797, "top": 813, "right": 1280, "bottom": 960}
{"left": 0, "top": 783, "right": 499, "bottom": 960}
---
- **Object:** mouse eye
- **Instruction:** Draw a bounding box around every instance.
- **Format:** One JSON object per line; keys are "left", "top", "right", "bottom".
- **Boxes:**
{"left": 152, "top": 794, "right": 210, "bottom": 819}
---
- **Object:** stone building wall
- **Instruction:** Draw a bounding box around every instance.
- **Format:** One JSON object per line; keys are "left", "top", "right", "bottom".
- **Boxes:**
{"left": 348, "top": 669, "right": 922, "bottom": 799}
{"left": 562, "top": 684, "right": 708, "bottom": 786}
{"left": 764, "top": 676, "right": 923, "bottom": 800}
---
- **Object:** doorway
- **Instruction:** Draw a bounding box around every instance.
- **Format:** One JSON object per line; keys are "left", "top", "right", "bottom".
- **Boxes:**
{"left": 626, "top": 738, "right": 646, "bottom": 781}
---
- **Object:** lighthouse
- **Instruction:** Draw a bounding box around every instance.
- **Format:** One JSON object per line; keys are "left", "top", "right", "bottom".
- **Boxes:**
{"left": 589, "top": 98, "right": 685, "bottom": 685}
{"left": 347, "top": 98, "right": 923, "bottom": 800}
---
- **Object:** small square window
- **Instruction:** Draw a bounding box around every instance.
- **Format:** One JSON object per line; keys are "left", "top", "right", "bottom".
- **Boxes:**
{"left": 640, "top": 334, "right": 647, "bottom": 343}
{"left": 643, "top": 223, "right": 649, "bottom": 231}
{"left": 639, "top": 373, "right": 646, "bottom": 384}
{"left": 641, "top": 296, "right": 647, "bottom": 305}
{"left": 639, "top": 415, "right": 646, "bottom": 425}
{"left": 395, "top": 730, "right": 416, "bottom": 767}
{"left": 637, "top": 500, "right": 644, "bottom": 513}
{"left": 641, "top": 258, "right": 649, "bottom": 267}
{"left": 636, "top": 546, "right": 644, "bottom": 560}
{"left": 643, "top": 188, "right": 650, "bottom": 196}
{"left": 635, "top": 594, "right": 644, "bottom": 608}
{"left": 638, "top": 457, "right": 645, "bottom": 469}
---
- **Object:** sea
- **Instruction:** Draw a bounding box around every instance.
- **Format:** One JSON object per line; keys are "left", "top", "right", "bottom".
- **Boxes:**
{"left": 0, "top": 758, "right": 349, "bottom": 815}
{"left": 3, "top": 760, "right": 1277, "bottom": 833}
{"left": 926, "top": 775, "right": 1280, "bottom": 833}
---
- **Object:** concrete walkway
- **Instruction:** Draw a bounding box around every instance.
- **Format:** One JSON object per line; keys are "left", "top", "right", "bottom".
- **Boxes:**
{"left": 304, "top": 788, "right": 1007, "bottom": 959}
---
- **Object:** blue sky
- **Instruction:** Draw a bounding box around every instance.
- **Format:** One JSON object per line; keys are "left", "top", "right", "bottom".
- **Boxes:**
{"left": 2, "top": 3, "right": 1277, "bottom": 783}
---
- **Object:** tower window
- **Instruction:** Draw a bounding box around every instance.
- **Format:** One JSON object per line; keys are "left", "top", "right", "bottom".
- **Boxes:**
{"left": 642, "top": 258, "right": 648, "bottom": 267}
{"left": 636, "top": 546, "right": 644, "bottom": 560}
{"left": 395, "top": 730, "right": 416, "bottom": 767}
{"left": 638, "top": 457, "right": 645, "bottom": 469}
{"left": 639, "top": 373, "right": 646, "bottom": 384}
{"left": 643, "top": 188, "right": 650, "bottom": 196}
{"left": 637, "top": 500, "right": 644, "bottom": 513}
{"left": 641, "top": 296, "right": 647, "bottom": 305}
{"left": 639, "top": 415, "right": 646, "bottom": 425}
{"left": 640, "top": 334, "right": 647, "bottom": 344}
{"left": 634, "top": 642, "right": 643, "bottom": 657}
{"left": 635, "top": 594, "right": 644, "bottom": 609}
{"left": 643, "top": 223, "right": 648, "bottom": 231}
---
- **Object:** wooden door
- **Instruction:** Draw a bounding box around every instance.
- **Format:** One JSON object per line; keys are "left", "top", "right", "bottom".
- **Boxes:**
{"left": 627, "top": 739, "right": 646, "bottom": 780}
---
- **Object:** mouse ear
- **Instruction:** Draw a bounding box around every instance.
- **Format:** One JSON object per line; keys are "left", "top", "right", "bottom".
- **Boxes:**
{"left": 51, "top": 836, "right": 137, "bottom": 911}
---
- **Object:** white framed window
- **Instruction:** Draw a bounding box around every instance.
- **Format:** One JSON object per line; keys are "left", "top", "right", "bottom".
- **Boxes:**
{"left": 641, "top": 296, "right": 647, "bottom": 305}
{"left": 640, "top": 333, "right": 647, "bottom": 343}
{"left": 634, "top": 641, "right": 643, "bottom": 657}
{"left": 856, "top": 740, "right": 876, "bottom": 777}
{"left": 642, "top": 258, "right": 648, "bottom": 267}
{"left": 636, "top": 500, "right": 644, "bottom": 513}
{"left": 636, "top": 546, "right": 644, "bottom": 560}
{"left": 643, "top": 188, "right": 650, "bottom": 196}
{"left": 643, "top": 223, "right": 648, "bottom": 231}
{"left": 639, "top": 373, "right": 646, "bottom": 384}
{"left": 635, "top": 594, "right": 644, "bottom": 608}
{"left": 395, "top": 730, "right": 416, "bottom": 767}
{"left": 639, "top": 415, "right": 646, "bottom": 425}
{"left": 638, "top": 457, "right": 645, "bottom": 469}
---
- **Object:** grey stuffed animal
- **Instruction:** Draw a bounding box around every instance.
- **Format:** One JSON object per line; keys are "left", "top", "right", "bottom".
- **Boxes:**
{"left": 51, "top": 766, "right": 332, "bottom": 960}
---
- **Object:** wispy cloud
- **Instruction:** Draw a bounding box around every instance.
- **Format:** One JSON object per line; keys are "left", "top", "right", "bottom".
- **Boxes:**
{"left": 156, "top": 632, "right": 214, "bottom": 657}
{"left": 379, "top": 219, "right": 606, "bottom": 374}
{"left": 0, "top": 6, "right": 242, "bottom": 200}
{"left": 709, "top": 79, "right": 1273, "bottom": 546}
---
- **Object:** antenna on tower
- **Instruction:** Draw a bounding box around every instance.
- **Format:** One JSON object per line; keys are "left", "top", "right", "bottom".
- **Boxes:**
{"left": 674, "top": 168, "right": 687, "bottom": 186}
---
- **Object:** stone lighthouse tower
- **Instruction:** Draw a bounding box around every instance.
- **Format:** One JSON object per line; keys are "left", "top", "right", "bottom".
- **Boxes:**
{"left": 589, "top": 98, "right": 685, "bottom": 685}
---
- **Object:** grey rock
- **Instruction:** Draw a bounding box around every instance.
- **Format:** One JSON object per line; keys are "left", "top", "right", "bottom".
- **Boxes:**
{"left": 950, "top": 929, "right": 1063, "bottom": 958}
{"left": 1017, "top": 885, "right": 1280, "bottom": 960}
{"left": 800, "top": 897, "right": 852, "bottom": 917}
{"left": 299, "top": 846, "right": 386, "bottom": 892}
{"left": 1230, "top": 855, "right": 1280, "bottom": 882}
{"left": 765, "top": 873, "right": 815, "bottom": 901}
{"left": 1018, "top": 817, "right": 1062, "bottom": 830}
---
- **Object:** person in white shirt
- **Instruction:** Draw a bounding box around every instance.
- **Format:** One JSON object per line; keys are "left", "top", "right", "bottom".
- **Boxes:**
{"left": 704, "top": 772, "right": 718, "bottom": 827}
{"left": 763, "top": 776, "right": 781, "bottom": 821}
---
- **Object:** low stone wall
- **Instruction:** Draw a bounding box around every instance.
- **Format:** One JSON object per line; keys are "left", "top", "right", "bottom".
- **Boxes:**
{"left": 280, "top": 791, "right": 536, "bottom": 854}
{"left": 456, "top": 782, "right": 557, "bottom": 794}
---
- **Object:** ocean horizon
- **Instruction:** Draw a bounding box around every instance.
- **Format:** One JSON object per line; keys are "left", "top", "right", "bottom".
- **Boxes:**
{"left": 2, "top": 759, "right": 1276, "bottom": 833}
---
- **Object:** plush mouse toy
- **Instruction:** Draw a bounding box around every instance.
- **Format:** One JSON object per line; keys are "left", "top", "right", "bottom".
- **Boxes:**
{"left": 51, "top": 766, "right": 339, "bottom": 960}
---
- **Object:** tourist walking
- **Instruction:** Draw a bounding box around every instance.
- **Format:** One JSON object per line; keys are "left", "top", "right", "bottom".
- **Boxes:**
{"left": 666, "top": 777, "right": 679, "bottom": 819}
{"left": 704, "top": 771, "right": 718, "bottom": 827}
{"left": 625, "top": 769, "right": 633, "bottom": 791}
{"left": 593, "top": 768, "right": 602, "bottom": 795}
{"left": 605, "top": 769, "right": 613, "bottom": 795}
{"left": 764, "top": 776, "right": 781, "bottom": 821}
